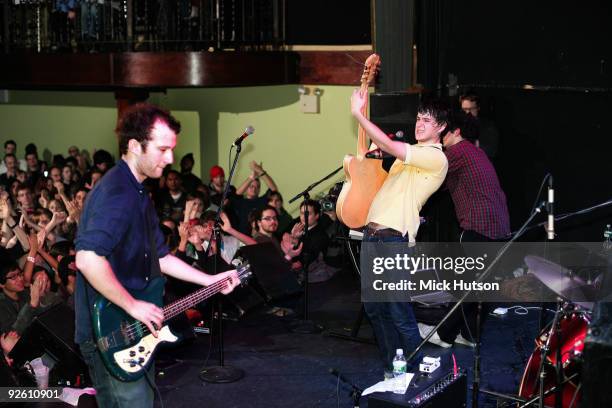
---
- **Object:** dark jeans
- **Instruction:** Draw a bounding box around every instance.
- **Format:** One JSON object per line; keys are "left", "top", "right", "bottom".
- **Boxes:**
{"left": 437, "top": 229, "right": 496, "bottom": 343}
{"left": 79, "top": 340, "right": 154, "bottom": 408}
{"left": 362, "top": 229, "right": 422, "bottom": 370}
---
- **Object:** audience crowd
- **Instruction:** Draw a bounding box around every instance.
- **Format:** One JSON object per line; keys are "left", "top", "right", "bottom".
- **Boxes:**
{"left": 0, "top": 139, "right": 339, "bottom": 383}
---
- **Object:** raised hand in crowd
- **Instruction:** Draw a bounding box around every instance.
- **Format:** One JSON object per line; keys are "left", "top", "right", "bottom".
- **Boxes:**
{"left": 290, "top": 222, "right": 305, "bottom": 246}
{"left": 63, "top": 198, "right": 81, "bottom": 225}
{"left": 281, "top": 232, "right": 303, "bottom": 261}
{"left": 183, "top": 199, "right": 196, "bottom": 223}
{"left": 188, "top": 225, "right": 205, "bottom": 251}
{"left": 28, "top": 272, "right": 46, "bottom": 309}
{"left": 249, "top": 161, "right": 264, "bottom": 176}
{"left": 53, "top": 181, "right": 65, "bottom": 197}
{"left": 219, "top": 211, "right": 257, "bottom": 245}
{"left": 38, "top": 194, "right": 49, "bottom": 209}
{"left": 1, "top": 331, "right": 20, "bottom": 366}
{"left": 177, "top": 222, "right": 189, "bottom": 253}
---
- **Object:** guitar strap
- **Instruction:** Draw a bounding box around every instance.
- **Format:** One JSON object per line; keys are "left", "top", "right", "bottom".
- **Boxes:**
{"left": 144, "top": 203, "right": 162, "bottom": 280}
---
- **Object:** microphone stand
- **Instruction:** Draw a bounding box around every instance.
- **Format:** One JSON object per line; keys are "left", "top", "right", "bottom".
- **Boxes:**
{"left": 287, "top": 166, "right": 343, "bottom": 334}
{"left": 406, "top": 202, "right": 545, "bottom": 407}
{"left": 329, "top": 367, "right": 363, "bottom": 408}
{"left": 199, "top": 140, "right": 246, "bottom": 383}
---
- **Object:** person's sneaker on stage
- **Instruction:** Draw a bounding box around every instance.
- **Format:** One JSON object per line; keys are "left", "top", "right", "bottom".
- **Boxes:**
{"left": 454, "top": 333, "right": 476, "bottom": 348}
{"left": 417, "top": 323, "right": 452, "bottom": 348}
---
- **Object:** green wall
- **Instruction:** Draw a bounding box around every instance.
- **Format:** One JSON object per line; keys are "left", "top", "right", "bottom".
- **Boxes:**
{"left": 1, "top": 85, "right": 360, "bottom": 215}
{"left": 0, "top": 101, "right": 201, "bottom": 178}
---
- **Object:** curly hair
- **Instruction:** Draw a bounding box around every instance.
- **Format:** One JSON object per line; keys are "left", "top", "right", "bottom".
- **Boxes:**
{"left": 116, "top": 103, "right": 181, "bottom": 156}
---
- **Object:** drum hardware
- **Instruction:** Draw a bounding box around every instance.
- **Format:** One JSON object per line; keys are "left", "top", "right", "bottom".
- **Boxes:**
{"left": 517, "top": 299, "right": 591, "bottom": 407}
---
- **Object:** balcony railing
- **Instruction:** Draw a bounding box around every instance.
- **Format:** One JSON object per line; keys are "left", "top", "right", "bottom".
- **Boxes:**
{"left": 1, "top": 0, "right": 285, "bottom": 54}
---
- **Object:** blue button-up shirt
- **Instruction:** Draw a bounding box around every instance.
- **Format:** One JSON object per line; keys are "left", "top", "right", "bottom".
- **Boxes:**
{"left": 74, "top": 159, "right": 169, "bottom": 343}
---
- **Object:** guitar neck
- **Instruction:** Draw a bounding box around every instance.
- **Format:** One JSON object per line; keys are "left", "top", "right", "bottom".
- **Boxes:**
{"left": 357, "top": 86, "right": 370, "bottom": 155}
{"left": 162, "top": 278, "right": 227, "bottom": 321}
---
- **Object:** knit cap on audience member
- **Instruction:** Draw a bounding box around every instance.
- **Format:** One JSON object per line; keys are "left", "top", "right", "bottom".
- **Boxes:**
{"left": 210, "top": 165, "right": 225, "bottom": 179}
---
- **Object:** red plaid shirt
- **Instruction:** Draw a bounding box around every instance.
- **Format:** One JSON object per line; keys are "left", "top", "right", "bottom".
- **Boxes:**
{"left": 444, "top": 140, "right": 510, "bottom": 239}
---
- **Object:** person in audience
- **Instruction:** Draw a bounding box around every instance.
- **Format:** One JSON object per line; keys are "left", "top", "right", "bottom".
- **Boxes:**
{"left": 179, "top": 153, "right": 203, "bottom": 195}
{"left": 230, "top": 161, "right": 278, "bottom": 235}
{"left": 24, "top": 150, "right": 43, "bottom": 190}
{"left": 252, "top": 205, "right": 303, "bottom": 263}
{"left": 0, "top": 261, "right": 44, "bottom": 335}
{"left": 198, "top": 210, "right": 256, "bottom": 264}
{"left": 267, "top": 191, "right": 292, "bottom": 235}
{"left": 0, "top": 140, "right": 26, "bottom": 174}
{"left": 92, "top": 149, "right": 114, "bottom": 174}
{"left": 15, "top": 184, "right": 36, "bottom": 217}
{"left": 0, "top": 154, "right": 19, "bottom": 191}
{"left": 157, "top": 169, "right": 187, "bottom": 223}
{"left": 208, "top": 165, "right": 227, "bottom": 206}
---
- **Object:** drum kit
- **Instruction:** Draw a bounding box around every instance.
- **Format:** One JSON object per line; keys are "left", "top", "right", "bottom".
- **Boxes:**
{"left": 516, "top": 255, "right": 601, "bottom": 408}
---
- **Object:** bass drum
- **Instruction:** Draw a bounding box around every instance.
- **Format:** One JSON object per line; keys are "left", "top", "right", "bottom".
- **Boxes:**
{"left": 518, "top": 311, "right": 590, "bottom": 407}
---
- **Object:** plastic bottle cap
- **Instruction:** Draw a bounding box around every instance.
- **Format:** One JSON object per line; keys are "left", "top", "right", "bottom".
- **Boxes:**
{"left": 396, "top": 348, "right": 404, "bottom": 355}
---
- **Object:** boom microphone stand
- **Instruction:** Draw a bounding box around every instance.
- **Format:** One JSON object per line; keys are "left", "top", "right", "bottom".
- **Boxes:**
{"left": 287, "top": 166, "right": 343, "bottom": 334}
{"left": 199, "top": 128, "right": 253, "bottom": 383}
{"left": 406, "top": 202, "right": 546, "bottom": 407}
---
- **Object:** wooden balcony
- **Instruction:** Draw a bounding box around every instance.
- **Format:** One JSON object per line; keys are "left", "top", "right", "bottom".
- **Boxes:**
{"left": 0, "top": 50, "right": 372, "bottom": 90}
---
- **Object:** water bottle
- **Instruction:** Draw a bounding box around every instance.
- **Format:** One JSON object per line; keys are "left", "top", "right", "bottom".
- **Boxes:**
{"left": 604, "top": 224, "right": 612, "bottom": 250}
{"left": 392, "top": 348, "right": 407, "bottom": 394}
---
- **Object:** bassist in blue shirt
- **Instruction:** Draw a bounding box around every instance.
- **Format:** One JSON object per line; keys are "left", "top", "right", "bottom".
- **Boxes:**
{"left": 75, "top": 104, "right": 239, "bottom": 408}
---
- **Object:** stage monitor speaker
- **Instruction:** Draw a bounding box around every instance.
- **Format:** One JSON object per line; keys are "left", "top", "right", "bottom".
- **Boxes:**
{"left": 235, "top": 242, "right": 301, "bottom": 301}
{"left": 9, "top": 303, "right": 89, "bottom": 386}
{"left": 582, "top": 301, "right": 612, "bottom": 407}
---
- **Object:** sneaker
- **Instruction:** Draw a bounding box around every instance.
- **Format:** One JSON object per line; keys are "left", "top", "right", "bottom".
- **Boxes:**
{"left": 417, "top": 323, "right": 451, "bottom": 348}
{"left": 455, "top": 333, "right": 476, "bottom": 348}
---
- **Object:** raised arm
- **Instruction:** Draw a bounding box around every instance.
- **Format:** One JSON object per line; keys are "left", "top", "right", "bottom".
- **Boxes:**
{"left": 351, "top": 89, "right": 408, "bottom": 161}
{"left": 219, "top": 212, "right": 256, "bottom": 245}
{"left": 251, "top": 161, "right": 277, "bottom": 192}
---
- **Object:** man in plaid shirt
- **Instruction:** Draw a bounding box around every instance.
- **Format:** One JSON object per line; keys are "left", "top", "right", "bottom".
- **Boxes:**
{"left": 443, "top": 111, "right": 510, "bottom": 242}
{"left": 419, "top": 110, "right": 511, "bottom": 348}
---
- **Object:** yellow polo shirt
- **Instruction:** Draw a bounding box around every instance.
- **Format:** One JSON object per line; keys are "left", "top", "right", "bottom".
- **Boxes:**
{"left": 366, "top": 143, "right": 448, "bottom": 242}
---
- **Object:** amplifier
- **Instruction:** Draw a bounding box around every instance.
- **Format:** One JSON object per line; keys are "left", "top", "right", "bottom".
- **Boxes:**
{"left": 367, "top": 369, "right": 467, "bottom": 408}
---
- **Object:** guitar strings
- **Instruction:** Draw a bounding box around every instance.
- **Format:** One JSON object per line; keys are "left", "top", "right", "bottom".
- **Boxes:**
{"left": 118, "top": 268, "right": 247, "bottom": 339}
{"left": 122, "top": 277, "right": 230, "bottom": 338}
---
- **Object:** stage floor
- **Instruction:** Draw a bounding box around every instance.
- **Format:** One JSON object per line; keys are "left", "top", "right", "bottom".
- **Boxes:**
{"left": 152, "top": 266, "right": 543, "bottom": 408}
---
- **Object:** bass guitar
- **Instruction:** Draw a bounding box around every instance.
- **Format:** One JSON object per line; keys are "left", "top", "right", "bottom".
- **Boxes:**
{"left": 335, "top": 54, "right": 387, "bottom": 228}
{"left": 92, "top": 263, "right": 251, "bottom": 381}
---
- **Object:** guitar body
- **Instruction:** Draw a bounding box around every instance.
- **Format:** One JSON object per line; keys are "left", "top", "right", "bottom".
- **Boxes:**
{"left": 336, "top": 154, "right": 387, "bottom": 228}
{"left": 92, "top": 276, "right": 178, "bottom": 382}
{"left": 335, "top": 53, "right": 386, "bottom": 229}
{"left": 92, "top": 263, "right": 252, "bottom": 381}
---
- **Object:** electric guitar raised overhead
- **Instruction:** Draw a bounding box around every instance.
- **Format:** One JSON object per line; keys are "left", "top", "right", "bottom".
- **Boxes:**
{"left": 335, "top": 54, "right": 387, "bottom": 228}
{"left": 92, "top": 263, "right": 251, "bottom": 381}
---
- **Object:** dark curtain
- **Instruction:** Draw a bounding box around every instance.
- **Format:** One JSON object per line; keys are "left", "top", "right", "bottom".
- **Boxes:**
{"left": 416, "top": 0, "right": 454, "bottom": 94}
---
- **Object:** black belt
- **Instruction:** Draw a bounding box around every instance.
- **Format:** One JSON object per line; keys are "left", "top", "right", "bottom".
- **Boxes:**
{"left": 364, "top": 225, "right": 405, "bottom": 238}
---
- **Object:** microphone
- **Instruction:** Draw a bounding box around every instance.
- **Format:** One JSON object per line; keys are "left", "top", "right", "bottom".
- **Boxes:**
{"left": 389, "top": 130, "right": 404, "bottom": 140}
{"left": 365, "top": 130, "right": 404, "bottom": 159}
{"left": 546, "top": 175, "right": 554, "bottom": 240}
{"left": 365, "top": 149, "right": 394, "bottom": 159}
{"left": 233, "top": 126, "right": 255, "bottom": 146}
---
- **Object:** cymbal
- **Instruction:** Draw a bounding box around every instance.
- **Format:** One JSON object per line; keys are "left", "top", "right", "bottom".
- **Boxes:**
{"left": 524, "top": 255, "right": 599, "bottom": 304}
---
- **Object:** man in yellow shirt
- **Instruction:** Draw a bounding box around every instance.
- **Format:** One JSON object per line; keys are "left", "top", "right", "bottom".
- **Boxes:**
{"left": 351, "top": 91, "right": 448, "bottom": 373}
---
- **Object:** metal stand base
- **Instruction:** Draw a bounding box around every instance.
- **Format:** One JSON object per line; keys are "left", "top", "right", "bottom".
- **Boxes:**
{"left": 199, "top": 365, "right": 244, "bottom": 383}
{"left": 288, "top": 319, "right": 323, "bottom": 334}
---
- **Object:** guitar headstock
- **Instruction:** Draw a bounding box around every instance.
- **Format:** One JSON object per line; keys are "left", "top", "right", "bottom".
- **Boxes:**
{"left": 360, "top": 54, "right": 381, "bottom": 87}
{"left": 236, "top": 262, "right": 252, "bottom": 283}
